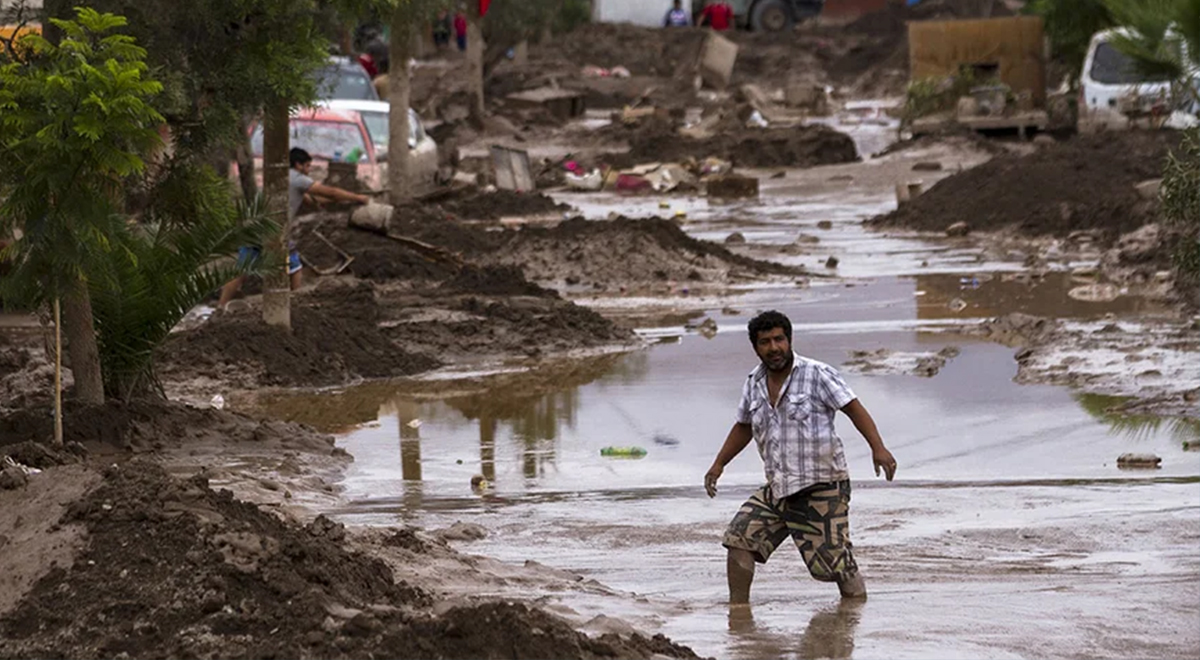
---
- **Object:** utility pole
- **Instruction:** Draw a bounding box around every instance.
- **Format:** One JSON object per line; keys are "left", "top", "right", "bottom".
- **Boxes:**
{"left": 261, "top": 97, "right": 292, "bottom": 330}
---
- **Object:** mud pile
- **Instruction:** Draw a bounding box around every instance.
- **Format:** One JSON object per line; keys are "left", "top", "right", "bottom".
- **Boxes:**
{"left": 868, "top": 132, "right": 1179, "bottom": 241}
{"left": 0, "top": 341, "right": 54, "bottom": 414}
{"left": 487, "top": 216, "right": 801, "bottom": 290}
{"left": 0, "top": 399, "right": 336, "bottom": 456}
{"left": 603, "top": 118, "right": 859, "bottom": 169}
{"left": 0, "top": 462, "right": 699, "bottom": 659}
{"left": 422, "top": 186, "right": 570, "bottom": 221}
{"left": 160, "top": 284, "right": 441, "bottom": 390}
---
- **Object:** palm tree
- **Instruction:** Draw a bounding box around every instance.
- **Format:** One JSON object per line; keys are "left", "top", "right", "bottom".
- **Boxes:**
{"left": 89, "top": 164, "right": 275, "bottom": 400}
{"left": 1104, "top": 0, "right": 1200, "bottom": 109}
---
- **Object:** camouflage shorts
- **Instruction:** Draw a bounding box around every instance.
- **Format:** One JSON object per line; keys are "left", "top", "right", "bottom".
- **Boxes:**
{"left": 722, "top": 480, "right": 858, "bottom": 582}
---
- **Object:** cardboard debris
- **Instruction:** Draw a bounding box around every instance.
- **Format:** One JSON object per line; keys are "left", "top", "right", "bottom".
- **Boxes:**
{"left": 698, "top": 32, "right": 738, "bottom": 90}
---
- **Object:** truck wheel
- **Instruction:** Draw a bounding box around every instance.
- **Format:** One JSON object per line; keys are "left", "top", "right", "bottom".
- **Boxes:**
{"left": 751, "top": 0, "right": 795, "bottom": 32}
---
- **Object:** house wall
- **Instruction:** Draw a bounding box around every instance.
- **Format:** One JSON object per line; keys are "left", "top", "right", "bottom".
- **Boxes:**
{"left": 593, "top": 0, "right": 676, "bottom": 28}
{"left": 909, "top": 16, "right": 1047, "bottom": 106}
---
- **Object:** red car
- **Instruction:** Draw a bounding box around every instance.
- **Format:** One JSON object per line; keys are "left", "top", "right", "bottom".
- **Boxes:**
{"left": 235, "top": 107, "right": 384, "bottom": 192}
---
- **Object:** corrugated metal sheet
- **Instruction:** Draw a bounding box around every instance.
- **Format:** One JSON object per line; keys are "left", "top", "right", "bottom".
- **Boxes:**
{"left": 593, "top": 0, "right": 676, "bottom": 27}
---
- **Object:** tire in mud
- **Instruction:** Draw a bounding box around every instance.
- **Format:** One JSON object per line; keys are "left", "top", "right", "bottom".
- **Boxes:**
{"left": 751, "top": 0, "right": 794, "bottom": 32}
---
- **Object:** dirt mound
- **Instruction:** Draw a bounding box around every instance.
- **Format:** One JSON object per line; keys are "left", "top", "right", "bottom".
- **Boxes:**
{"left": 536, "top": 23, "right": 707, "bottom": 79}
{"left": 868, "top": 131, "right": 1179, "bottom": 241}
{"left": 436, "top": 187, "right": 570, "bottom": 221}
{"left": 489, "top": 216, "right": 801, "bottom": 290}
{"left": 604, "top": 119, "right": 859, "bottom": 170}
{"left": 295, "top": 217, "right": 463, "bottom": 282}
{"left": 0, "top": 461, "right": 702, "bottom": 659}
{"left": 396, "top": 601, "right": 702, "bottom": 660}
{"left": 441, "top": 264, "right": 559, "bottom": 298}
{"left": 0, "top": 398, "right": 337, "bottom": 455}
{"left": 384, "top": 294, "right": 632, "bottom": 361}
{"left": 160, "top": 285, "right": 441, "bottom": 390}
{"left": 0, "top": 462, "right": 419, "bottom": 659}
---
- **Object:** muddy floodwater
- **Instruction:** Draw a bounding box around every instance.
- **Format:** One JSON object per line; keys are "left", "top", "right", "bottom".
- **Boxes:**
{"left": 249, "top": 139, "right": 1200, "bottom": 659}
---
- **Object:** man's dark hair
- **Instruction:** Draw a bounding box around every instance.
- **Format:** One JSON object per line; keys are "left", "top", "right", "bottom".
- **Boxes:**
{"left": 747, "top": 310, "right": 792, "bottom": 345}
{"left": 289, "top": 148, "right": 312, "bottom": 168}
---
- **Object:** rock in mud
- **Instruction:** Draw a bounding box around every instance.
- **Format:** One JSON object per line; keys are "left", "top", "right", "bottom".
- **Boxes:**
{"left": 706, "top": 174, "right": 759, "bottom": 199}
{"left": 945, "top": 221, "right": 970, "bottom": 237}
{"left": 0, "top": 466, "right": 27, "bottom": 490}
{"left": 724, "top": 231, "right": 746, "bottom": 245}
{"left": 817, "top": 220, "right": 833, "bottom": 230}
{"left": 912, "top": 161, "right": 943, "bottom": 171}
{"left": 825, "top": 256, "right": 840, "bottom": 269}
{"left": 1116, "top": 453, "right": 1162, "bottom": 469}
{"left": 436, "top": 521, "right": 488, "bottom": 541}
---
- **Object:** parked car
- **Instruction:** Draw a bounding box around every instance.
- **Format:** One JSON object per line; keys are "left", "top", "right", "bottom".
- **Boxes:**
{"left": 236, "top": 104, "right": 439, "bottom": 195}
{"left": 313, "top": 56, "right": 379, "bottom": 101}
{"left": 320, "top": 99, "right": 439, "bottom": 189}
{"left": 1078, "top": 28, "right": 1176, "bottom": 132}
{"left": 240, "top": 107, "right": 382, "bottom": 192}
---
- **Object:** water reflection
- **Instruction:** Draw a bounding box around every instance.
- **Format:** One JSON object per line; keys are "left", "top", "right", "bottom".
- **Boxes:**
{"left": 1075, "top": 393, "right": 1200, "bottom": 443}
{"left": 912, "top": 272, "right": 1165, "bottom": 320}
{"left": 726, "top": 600, "right": 862, "bottom": 660}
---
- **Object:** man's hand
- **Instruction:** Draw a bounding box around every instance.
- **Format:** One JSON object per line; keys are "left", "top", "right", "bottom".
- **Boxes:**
{"left": 872, "top": 446, "right": 897, "bottom": 481}
{"left": 704, "top": 464, "right": 723, "bottom": 498}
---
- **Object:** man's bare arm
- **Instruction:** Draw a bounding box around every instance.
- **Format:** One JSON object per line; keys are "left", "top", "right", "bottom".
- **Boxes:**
{"left": 705, "top": 422, "right": 752, "bottom": 497}
{"left": 308, "top": 182, "right": 370, "bottom": 205}
{"left": 841, "top": 399, "right": 896, "bottom": 481}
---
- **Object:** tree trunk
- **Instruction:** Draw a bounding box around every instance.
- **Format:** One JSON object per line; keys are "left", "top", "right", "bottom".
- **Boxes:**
{"left": 388, "top": 8, "right": 414, "bottom": 206}
{"left": 235, "top": 116, "right": 258, "bottom": 205}
{"left": 61, "top": 283, "right": 104, "bottom": 405}
{"left": 261, "top": 98, "right": 291, "bottom": 330}
{"left": 466, "top": 4, "right": 486, "bottom": 123}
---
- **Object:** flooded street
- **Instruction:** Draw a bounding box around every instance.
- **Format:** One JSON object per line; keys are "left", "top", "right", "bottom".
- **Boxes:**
{"left": 248, "top": 140, "right": 1200, "bottom": 659}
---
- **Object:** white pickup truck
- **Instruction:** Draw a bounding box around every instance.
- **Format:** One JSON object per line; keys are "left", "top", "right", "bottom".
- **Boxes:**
{"left": 1078, "top": 28, "right": 1198, "bottom": 132}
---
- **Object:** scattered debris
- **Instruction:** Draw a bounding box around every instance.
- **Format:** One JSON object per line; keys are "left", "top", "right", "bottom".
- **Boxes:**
{"left": 1116, "top": 453, "right": 1162, "bottom": 469}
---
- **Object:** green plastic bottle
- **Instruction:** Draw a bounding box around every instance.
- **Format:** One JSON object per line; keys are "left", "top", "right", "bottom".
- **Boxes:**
{"left": 600, "top": 446, "right": 647, "bottom": 458}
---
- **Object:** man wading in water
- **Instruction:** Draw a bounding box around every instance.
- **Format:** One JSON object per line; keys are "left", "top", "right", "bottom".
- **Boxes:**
{"left": 705, "top": 310, "right": 897, "bottom": 602}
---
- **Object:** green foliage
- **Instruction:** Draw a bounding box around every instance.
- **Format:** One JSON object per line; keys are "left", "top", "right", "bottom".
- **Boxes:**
{"left": 69, "top": 0, "right": 334, "bottom": 156}
{"left": 1026, "top": 0, "right": 1114, "bottom": 86}
{"left": 1104, "top": 0, "right": 1200, "bottom": 108}
{"left": 0, "top": 7, "right": 163, "bottom": 303}
{"left": 1075, "top": 393, "right": 1200, "bottom": 442}
{"left": 90, "top": 165, "right": 275, "bottom": 399}
{"left": 1161, "top": 128, "right": 1200, "bottom": 287}
{"left": 0, "top": 9, "right": 276, "bottom": 399}
{"left": 902, "top": 68, "right": 985, "bottom": 123}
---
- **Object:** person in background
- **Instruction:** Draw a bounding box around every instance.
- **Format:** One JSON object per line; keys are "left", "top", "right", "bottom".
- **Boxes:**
{"left": 216, "top": 148, "right": 370, "bottom": 310}
{"left": 453, "top": 11, "right": 468, "bottom": 52}
{"left": 697, "top": 0, "right": 734, "bottom": 30}
{"left": 432, "top": 9, "right": 451, "bottom": 49}
{"left": 664, "top": 0, "right": 691, "bottom": 27}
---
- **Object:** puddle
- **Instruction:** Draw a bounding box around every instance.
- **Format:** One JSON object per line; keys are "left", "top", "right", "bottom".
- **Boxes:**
{"left": 246, "top": 284, "right": 1199, "bottom": 659}
{"left": 240, "top": 147, "right": 1198, "bottom": 659}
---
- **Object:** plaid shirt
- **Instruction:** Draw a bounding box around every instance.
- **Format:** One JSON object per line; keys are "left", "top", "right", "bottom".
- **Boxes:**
{"left": 735, "top": 353, "right": 857, "bottom": 498}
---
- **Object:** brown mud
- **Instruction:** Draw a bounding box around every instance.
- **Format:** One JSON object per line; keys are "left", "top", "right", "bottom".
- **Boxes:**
{"left": 160, "top": 284, "right": 442, "bottom": 391}
{"left": 600, "top": 118, "right": 860, "bottom": 170}
{"left": 0, "top": 460, "right": 700, "bottom": 660}
{"left": 868, "top": 131, "right": 1179, "bottom": 241}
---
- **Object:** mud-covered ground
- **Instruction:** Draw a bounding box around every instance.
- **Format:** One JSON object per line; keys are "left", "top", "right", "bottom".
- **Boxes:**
{"left": 0, "top": 453, "right": 700, "bottom": 660}
{"left": 868, "top": 131, "right": 1180, "bottom": 241}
